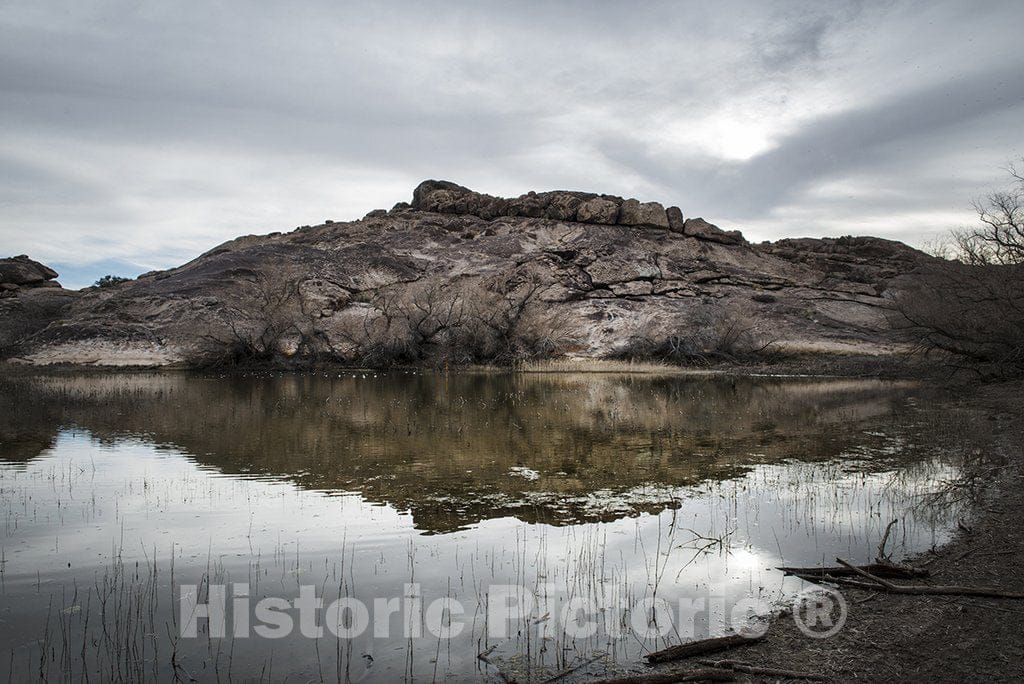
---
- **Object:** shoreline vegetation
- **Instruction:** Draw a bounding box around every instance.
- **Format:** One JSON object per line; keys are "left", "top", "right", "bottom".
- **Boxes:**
{"left": 0, "top": 352, "right": 946, "bottom": 381}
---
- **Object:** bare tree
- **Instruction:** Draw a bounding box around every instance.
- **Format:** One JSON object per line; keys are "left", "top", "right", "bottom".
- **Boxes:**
{"left": 455, "top": 275, "right": 575, "bottom": 364}
{"left": 951, "top": 160, "right": 1024, "bottom": 265}
{"left": 395, "top": 281, "right": 466, "bottom": 351}
{"left": 331, "top": 285, "right": 406, "bottom": 366}
{"left": 334, "top": 280, "right": 468, "bottom": 366}
{"left": 891, "top": 263, "right": 1024, "bottom": 367}
{"left": 890, "top": 162, "right": 1024, "bottom": 373}
{"left": 615, "top": 306, "right": 773, "bottom": 365}
{"left": 202, "top": 272, "right": 321, "bottom": 365}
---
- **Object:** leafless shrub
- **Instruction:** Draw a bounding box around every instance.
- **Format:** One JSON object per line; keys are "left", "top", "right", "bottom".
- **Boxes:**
{"left": 453, "top": 277, "right": 574, "bottom": 364}
{"left": 336, "top": 276, "right": 573, "bottom": 367}
{"left": 199, "top": 273, "right": 331, "bottom": 366}
{"left": 395, "top": 281, "right": 466, "bottom": 353}
{"left": 192, "top": 270, "right": 573, "bottom": 369}
{"left": 335, "top": 281, "right": 464, "bottom": 366}
{"left": 613, "top": 307, "right": 775, "bottom": 365}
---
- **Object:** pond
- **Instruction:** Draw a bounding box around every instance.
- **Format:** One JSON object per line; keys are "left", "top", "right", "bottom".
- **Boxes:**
{"left": 0, "top": 371, "right": 967, "bottom": 681}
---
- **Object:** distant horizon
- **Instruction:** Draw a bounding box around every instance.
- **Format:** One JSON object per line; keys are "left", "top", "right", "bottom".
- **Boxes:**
{"left": 3, "top": 1, "right": 1023, "bottom": 289}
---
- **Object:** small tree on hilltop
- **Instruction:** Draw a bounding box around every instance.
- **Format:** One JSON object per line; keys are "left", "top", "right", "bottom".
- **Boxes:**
{"left": 94, "top": 275, "right": 131, "bottom": 288}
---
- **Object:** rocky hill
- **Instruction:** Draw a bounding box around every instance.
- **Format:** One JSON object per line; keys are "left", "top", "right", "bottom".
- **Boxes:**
{"left": 0, "top": 180, "right": 932, "bottom": 367}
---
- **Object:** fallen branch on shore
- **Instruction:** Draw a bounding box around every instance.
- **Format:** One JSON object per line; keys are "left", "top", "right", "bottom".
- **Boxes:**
{"left": 478, "top": 645, "right": 517, "bottom": 683}
{"left": 593, "top": 655, "right": 823, "bottom": 683}
{"left": 542, "top": 652, "right": 607, "bottom": 683}
{"left": 834, "top": 558, "right": 1024, "bottom": 599}
{"left": 697, "top": 659, "right": 825, "bottom": 681}
{"left": 593, "top": 667, "right": 736, "bottom": 683}
{"left": 782, "top": 519, "right": 928, "bottom": 582}
{"left": 779, "top": 562, "right": 929, "bottom": 579}
{"left": 645, "top": 633, "right": 765, "bottom": 664}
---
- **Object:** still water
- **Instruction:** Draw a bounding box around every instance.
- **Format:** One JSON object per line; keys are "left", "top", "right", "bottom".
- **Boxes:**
{"left": 0, "top": 371, "right": 965, "bottom": 681}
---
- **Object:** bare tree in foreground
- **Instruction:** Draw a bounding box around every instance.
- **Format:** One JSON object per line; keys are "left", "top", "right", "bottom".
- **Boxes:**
{"left": 953, "top": 161, "right": 1024, "bottom": 266}
{"left": 890, "top": 162, "right": 1024, "bottom": 373}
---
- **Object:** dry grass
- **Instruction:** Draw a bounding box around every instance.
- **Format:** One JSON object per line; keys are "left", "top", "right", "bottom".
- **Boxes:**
{"left": 514, "top": 358, "right": 702, "bottom": 374}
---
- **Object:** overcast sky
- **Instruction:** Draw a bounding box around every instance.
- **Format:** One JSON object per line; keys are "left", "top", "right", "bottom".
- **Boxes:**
{"left": 2, "top": 1, "right": 1022, "bottom": 288}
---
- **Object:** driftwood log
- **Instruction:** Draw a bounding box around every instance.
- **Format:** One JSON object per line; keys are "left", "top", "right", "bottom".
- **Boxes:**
{"left": 645, "top": 633, "right": 765, "bottom": 664}
{"left": 697, "top": 659, "right": 825, "bottom": 681}
{"left": 593, "top": 667, "right": 735, "bottom": 683}
{"left": 779, "top": 562, "right": 929, "bottom": 579}
{"left": 834, "top": 558, "right": 1024, "bottom": 599}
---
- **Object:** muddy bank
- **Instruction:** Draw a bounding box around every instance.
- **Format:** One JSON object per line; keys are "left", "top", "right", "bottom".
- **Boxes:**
{"left": 631, "top": 380, "right": 1024, "bottom": 682}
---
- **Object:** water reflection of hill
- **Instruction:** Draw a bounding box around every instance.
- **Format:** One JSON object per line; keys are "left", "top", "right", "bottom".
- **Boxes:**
{"left": 0, "top": 372, "right": 928, "bottom": 532}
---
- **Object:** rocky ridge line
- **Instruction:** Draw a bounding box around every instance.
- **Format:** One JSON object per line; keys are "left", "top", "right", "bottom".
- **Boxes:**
{"left": 404, "top": 180, "right": 747, "bottom": 246}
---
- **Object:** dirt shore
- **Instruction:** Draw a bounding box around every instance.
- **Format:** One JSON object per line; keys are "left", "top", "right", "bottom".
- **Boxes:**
{"left": 632, "top": 380, "right": 1024, "bottom": 683}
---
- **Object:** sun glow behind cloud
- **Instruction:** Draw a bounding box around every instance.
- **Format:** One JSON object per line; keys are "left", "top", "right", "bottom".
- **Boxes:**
{"left": 663, "top": 117, "right": 777, "bottom": 162}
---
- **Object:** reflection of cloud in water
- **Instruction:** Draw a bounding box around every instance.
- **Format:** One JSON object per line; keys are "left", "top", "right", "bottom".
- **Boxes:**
{"left": 0, "top": 373, "right": 969, "bottom": 682}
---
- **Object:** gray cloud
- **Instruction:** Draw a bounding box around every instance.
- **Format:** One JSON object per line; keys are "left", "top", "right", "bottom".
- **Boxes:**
{"left": 600, "top": 60, "right": 1024, "bottom": 216}
{"left": 1, "top": 0, "right": 1022, "bottom": 287}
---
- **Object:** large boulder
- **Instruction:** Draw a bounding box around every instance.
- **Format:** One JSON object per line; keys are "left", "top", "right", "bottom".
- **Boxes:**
{"left": 618, "top": 199, "right": 669, "bottom": 229}
{"left": 411, "top": 180, "right": 475, "bottom": 210}
{"left": 666, "top": 206, "right": 686, "bottom": 233}
{"left": 411, "top": 180, "right": 513, "bottom": 218}
{"left": 506, "top": 192, "right": 550, "bottom": 218}
{"left": 576, "top": 197, "right": 620, "bottom": 224}
{"left": 476, "top": 196, "right": 508, "bottom": 220}
{"left": 0, "top": 255, "right": 58, "bottom": 285}
{"left": 682, "top": 218, "right": 746, "bottom": 246}
{"left": 544, "top": 193, "right": 584, "bottom": 221}
{"left": 0, "top": 255, "right": 61, "bottom": 296}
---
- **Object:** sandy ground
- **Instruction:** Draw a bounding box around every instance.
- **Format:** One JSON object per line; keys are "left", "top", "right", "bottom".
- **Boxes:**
{"left": 623, "top": 380, "right": 1024, "bottom": 683}
{"left": 13, "top": 340, "right": 185, "bottom": 366}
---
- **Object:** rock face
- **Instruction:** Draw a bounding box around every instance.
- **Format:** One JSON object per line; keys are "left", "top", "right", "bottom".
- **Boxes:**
{"left": 0, "top": 257, "right": 76, "bottom": 357}
{"left": 0, "top": 181, "right": 934, "bottom": 367}
{"left": 666, "top": 206, "right": 686, "bottom": 233}
{"left": 763, "top": 236, "right": 926, "bottom": 290}
{"left": 0, "top": 255, "right": 61, "bottom": 294}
